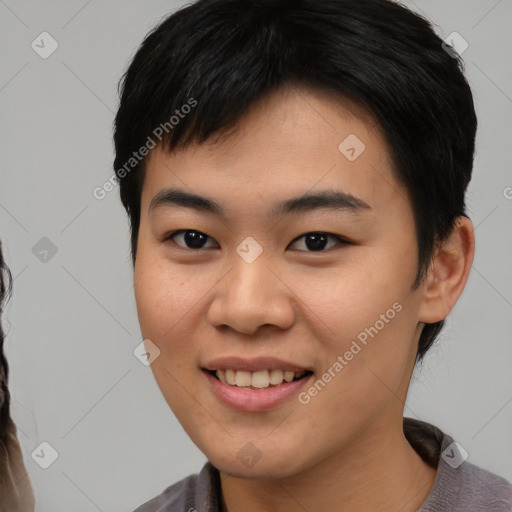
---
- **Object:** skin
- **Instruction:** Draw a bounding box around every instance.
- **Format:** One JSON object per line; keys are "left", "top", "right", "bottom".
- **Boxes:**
{"left": 133, "top": 86, "right": 475, "bottom": 512}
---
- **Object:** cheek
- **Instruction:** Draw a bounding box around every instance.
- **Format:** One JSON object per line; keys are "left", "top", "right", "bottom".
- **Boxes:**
{"left": 133, "top": 250, "right": 220, "bottom": 370}
{"left": 295, "top": 257, "right": 416, "bottom": 400}
{"left": 133, "top": 256, "right": 197, "bottom": 411}
{"left": 134, "top": 253, "right": 188, "bottom": 354}
{"left": 134, "top": 243, "right": 190, "bottom": 331}
{"left": 296, "top": 253, "right": 407, "bottom": 338}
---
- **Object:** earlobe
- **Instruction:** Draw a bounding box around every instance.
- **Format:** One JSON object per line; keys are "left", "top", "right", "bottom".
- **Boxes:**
{"left": 418, "top": 216, "right": 475, "bottom": 324}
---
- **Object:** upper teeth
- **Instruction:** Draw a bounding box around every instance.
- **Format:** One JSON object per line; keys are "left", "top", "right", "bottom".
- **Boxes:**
{"left": 215, "top": 369, "right": 308, "bottom": 388}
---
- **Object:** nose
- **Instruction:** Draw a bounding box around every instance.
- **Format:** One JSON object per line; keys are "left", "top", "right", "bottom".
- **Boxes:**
{"left": 206, "top": 255, "right": 295, "bottom": 336}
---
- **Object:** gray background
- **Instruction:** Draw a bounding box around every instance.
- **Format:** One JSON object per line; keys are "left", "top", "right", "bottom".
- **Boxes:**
{"left": 0, "top": 0, "right": 511, "bottom": 510}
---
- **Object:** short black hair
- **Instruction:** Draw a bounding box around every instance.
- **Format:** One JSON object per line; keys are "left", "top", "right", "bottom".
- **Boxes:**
{"left": 113, "top": 0, "right": 477, "bottom": 362}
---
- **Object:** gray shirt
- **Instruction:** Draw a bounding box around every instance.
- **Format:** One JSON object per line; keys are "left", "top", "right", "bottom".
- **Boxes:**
{"left": 133, "top": 418, "right": 512, "bottom": 512}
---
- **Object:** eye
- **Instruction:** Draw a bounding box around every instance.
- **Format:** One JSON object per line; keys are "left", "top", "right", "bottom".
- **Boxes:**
{"left": 163, "top": 230, "right": 349, "bottom": 252}
{"left": 164, "top": 230, "right": 219, "bottom": 250}
{"left": 288, "top": 232, "right": 347, "bottom": 252}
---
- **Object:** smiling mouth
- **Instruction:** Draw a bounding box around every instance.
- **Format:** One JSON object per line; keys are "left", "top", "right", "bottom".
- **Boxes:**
{"left": 206, "top": 369, "right": 314, "bottom": 389}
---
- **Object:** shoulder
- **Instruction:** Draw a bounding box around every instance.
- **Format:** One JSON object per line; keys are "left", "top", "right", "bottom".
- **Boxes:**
{"left": 407, "top": 417, "right": 512, "bottom": 512}
{"left": 443, "top": 459, "right": 512, "bottom": 511}
{"left": 421, "top": 458, "right": 512, "bottom": 512}
{"left": 132, "top": 474, "right": 197, "bottom": 512}
{"left": 132, "top": 462, "right": 220, "bottom": 512}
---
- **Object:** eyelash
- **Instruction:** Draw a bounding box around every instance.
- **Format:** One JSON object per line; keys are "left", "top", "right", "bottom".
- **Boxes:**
{"left": 162, "top": 230, "right": 350, "bottom": 252}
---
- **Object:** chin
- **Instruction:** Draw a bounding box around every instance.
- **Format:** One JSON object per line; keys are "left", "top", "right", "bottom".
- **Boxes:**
{"left": 205, "top": 443, "right": 308, "bottom": 480}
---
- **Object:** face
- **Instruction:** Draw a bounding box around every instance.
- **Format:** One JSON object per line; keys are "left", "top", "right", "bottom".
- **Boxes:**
{"left": 134, "top": 87, "right": 426, "bottom": 479}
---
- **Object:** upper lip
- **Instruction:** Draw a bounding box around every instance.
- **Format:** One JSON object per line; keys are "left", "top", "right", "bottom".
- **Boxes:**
{"left": 203, "top": 356, "right": 312, "bottom": 373}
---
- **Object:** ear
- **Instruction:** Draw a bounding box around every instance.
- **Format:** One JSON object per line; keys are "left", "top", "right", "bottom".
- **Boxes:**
{"left": 418, "top": 216, "right": 475, "bottom": 324}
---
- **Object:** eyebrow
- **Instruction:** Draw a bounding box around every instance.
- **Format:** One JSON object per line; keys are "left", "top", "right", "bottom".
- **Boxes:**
{"left": 148, "top": 187, "right": 372, "bottom": 218}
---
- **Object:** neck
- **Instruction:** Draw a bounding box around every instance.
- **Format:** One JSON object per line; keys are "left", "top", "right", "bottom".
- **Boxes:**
{"left": 219, "top": 415, "right": 437, "bottom": 512}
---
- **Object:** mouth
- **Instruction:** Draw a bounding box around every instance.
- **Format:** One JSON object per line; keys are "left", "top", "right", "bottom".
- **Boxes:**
{"left": 202, "top": 367, "right": 314, "bottom": 411}
{"left": 205, "top": 368, "right": 314, "bottom": 390}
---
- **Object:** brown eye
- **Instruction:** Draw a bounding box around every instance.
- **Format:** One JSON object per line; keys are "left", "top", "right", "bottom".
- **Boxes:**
{"left": 163, "top": 230, "right": 348, "bottom": 252}
{"left": 288, "top": 232, "right": 346, "bottom": 252}
{"left": 165, "top": 230, "right": 219, "bottom": 249}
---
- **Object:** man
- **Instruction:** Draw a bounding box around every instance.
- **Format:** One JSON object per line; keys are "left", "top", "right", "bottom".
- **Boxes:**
{"left": 113, "top": 0, "right": 512, "bottom": 510}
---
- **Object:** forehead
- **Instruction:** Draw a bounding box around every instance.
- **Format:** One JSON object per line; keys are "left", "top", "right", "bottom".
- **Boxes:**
{"left": 142, "top": 87, "right": 410, "bottom": 219}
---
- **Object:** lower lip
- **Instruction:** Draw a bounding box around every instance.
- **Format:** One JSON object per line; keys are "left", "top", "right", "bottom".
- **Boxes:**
{"left": 202, "top": 370, "right": 313, "bottom": 412}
